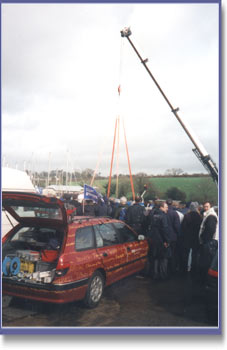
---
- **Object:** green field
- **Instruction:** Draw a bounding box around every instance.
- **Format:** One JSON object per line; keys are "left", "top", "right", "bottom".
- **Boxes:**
{"left": 146, "top": 177, "right": 207, "bottom": 194}
{"left": 92, "top": 176, "right": 218, "bottom": 204}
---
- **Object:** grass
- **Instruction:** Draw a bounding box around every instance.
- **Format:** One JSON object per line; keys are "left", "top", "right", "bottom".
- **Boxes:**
{"left": 92, "top": 176, "right": 218, "bottom": 203}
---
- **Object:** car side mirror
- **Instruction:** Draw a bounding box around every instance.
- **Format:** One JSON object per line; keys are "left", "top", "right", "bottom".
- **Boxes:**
{"left": 138, "top": 235, "right": 145, "bottom": 241}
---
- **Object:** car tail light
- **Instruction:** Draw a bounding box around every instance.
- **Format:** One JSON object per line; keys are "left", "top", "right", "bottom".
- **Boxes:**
{"left": 55, "top": 262, "right": 70, "bottom": 278}
{"left": 208, "top": 268, "right": 218, "bottom": 278}
{"left": 2, "top": 235, "right": 8, "bottom": 244}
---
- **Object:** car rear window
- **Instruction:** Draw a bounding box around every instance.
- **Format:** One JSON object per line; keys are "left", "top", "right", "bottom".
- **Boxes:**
{"left": 75, "top": 226, "right": 95, "bottom": 251}
{"left": 93, "top": 223, "right": 119, "bottom": 247}
{"left": 5, "top": 204, "right": 63, "bottom": 220}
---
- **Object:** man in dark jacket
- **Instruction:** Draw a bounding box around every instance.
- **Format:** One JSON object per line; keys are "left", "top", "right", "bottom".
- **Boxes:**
{"left": 114, "top": 196, "right": 128, "bottom": 220}
{"left": 166, "top": 199, "right": 181, "bottom": 275}
{"left": 181, "top": 201, "right": 202, "bottom": 274}
{"left": 95, "top": 198, "right": 108, "bottom": 217}
{"left": 125, "top": 196, "right": 145, "bottom": 235}
{"left": 76, "top": 200, "right": 96, "bottom": 216}
{"left": 149, "top": 202, "right": 171, "bottom": 280}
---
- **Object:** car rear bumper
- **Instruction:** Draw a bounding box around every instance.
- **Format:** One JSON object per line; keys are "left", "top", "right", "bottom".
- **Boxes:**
{"left": 2, "top": 277, "right": 89, "bottom": 304}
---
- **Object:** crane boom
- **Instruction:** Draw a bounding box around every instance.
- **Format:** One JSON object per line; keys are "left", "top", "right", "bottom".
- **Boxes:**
{"left": 120, "top": 27, "right": 218, "bottom": 186}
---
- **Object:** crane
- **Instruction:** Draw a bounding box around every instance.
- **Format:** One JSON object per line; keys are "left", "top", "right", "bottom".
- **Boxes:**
{"left": 120, "top": 27, "right": 218, "bottom": 186}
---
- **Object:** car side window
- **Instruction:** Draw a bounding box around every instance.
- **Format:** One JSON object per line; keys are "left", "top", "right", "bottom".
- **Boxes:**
{"left": 113, "top": 222, "right": 137, "bottom": 243}
{"left": 93, "top": 223, "right": 120, "bottom": 247}
{"left": 75, "top": 226, "right": 95, "bottom": 251}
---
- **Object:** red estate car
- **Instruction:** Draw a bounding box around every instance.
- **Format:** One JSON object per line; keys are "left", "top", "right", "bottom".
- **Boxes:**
{"left": 2, "top": 192, "right": 149, "bottom": 307}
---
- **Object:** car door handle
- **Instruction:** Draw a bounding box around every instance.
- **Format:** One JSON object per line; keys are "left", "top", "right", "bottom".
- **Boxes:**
{"left": 127, "top": 247, "right": 131, "bottom": 252}
{"left": 103, "top": 252, "right": 108, "bottom": 257}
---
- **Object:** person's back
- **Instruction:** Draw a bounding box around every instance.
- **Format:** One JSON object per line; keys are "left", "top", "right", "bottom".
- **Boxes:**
{"left": 114, "top": 196, "right": 128, "bottom": 220}
{"left": 180, "top": 202, "right": 202, "bottom": 273}
{"left": 149, "top": 202, "right": 170, "bottom": 280}
{"left": 166, "top": 201, "right": 180, "bottom": 242}
{"left": 149, "top": 206, "right": 170, "bottom": 244}
{"left": 182, "top": 208, "right": 202, "bottom": 249}
{"left": 77, "top": 200, "right": 96, "bottom": 216}
{"left": 166, "top": 199, "right": 181, "bottom": 274}
{"left": 84, "top": 202, "right": 96, "bottom": 216}
{"left": 125, "top": 196, "right": 145, "bottom": 234}
{"left": 95, "top": 199, "right": 108, "bottom": 217}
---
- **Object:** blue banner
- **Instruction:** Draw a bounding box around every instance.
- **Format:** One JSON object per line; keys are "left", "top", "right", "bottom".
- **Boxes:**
{"left": 84, "top": 185, "right": 101, "bottom": 203}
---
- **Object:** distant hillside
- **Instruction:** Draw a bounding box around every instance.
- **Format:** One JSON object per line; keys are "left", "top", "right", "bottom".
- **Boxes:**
{"left": 93, "top": 176, "right": 218, "bottom": 204}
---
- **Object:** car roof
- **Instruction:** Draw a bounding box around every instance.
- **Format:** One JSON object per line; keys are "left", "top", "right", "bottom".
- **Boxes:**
{"left": 71, "top": 216, "right": 114, "bottom": 224}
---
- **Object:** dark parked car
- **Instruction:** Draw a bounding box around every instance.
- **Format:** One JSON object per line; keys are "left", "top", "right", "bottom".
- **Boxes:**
{"left": 2, "top": 192, "right": 149, "bottom": 308}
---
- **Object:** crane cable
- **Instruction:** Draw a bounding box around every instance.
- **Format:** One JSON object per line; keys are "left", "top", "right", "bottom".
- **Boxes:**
{"left": 122, "top": 117, "right": 135, "bottom": 201}
{"left": 107, "top": 37, "right": 135, "bottom": 200}
{"left": 115, "top": 116, "right": 120, "bottom": 198}
{"left": 120, "top": 38, "right": 135, "bottom": 200}
{"left": 107, "top": 117, "right": 118, "bottom": 198}
{"left": 115, "top": 38, "right": 124, "bottom": 198}
{"left": 90, "top": 148, "right": 103, "bottom": 187}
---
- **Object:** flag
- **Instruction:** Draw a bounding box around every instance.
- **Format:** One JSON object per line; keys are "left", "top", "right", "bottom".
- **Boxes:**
{"left": 84, "top": 185, "right": 102, "bottom": 203}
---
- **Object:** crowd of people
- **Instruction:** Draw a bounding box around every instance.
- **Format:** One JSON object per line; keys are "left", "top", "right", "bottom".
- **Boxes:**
{"left": 61, "top": 193, "right": 218, "bottom": 284}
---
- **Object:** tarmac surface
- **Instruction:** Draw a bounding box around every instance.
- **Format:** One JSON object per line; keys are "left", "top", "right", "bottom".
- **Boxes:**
{"left": 2, "top": 272, "right": 218, "bottom": 329}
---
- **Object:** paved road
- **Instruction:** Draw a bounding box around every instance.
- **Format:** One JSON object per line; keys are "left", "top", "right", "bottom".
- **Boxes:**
{"left": 2, "top": 272, "right": 218, "bottom": 328}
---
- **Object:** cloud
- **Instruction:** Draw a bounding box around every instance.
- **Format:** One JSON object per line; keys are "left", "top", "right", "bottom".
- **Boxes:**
{"left": 2, "top": 3, "right": 219, "bottom": 176}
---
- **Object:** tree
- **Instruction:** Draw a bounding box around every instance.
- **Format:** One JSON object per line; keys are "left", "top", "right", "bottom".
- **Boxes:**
{"left": 118, "top": 179, "right": 131, "bottom": 198}
{"left": 81, "top": 168, "right": 94, "bottom": 182}
{"left": 134, "top": 177, "right": 161, "bottom": 200}
{"left": 165, "top": 168, "right": 184, "bottom": 176}
{"left": 188, "top": 178, "right": 218, "bottom": 205}
{"left": 135, "top": 172, "right": 148, "bottom": 177}
{"left": 103, "top": 182, "right": 116, "bottom": 197}
{"left": 165, "top": 187, "right": 186, "bottom": 201}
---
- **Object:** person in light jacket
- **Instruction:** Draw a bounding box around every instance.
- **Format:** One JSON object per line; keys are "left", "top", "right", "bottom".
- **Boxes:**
{"left": 198, "top": 201, "right": 218, "bottom": 283}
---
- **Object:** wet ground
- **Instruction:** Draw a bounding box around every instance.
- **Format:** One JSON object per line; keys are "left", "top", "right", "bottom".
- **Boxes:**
{"left": 2, "top": 272, "right": 218, "bottom": 328}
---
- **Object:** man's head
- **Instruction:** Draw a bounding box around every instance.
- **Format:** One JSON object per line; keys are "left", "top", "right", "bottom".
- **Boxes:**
{"left": 85, "top": 199, "right": 93, "bottom": 205}
{"left": 203, "top": 202, "right": 211, "bottom": 212}
{"left": 189, "top": 201, "right": 199, "bottom": 212}
{"left": 120, "top": 196, "right": 127, "bottom": 205}
{"left": 179, "top": 201, "right": 186, "bottom": 209}
{"left": 159, "top": 202, "right": 168, "bottom": 213}
{"left": 135, "top": 196, "right": 142, "bottom": 203}
{"left": 166, "top": 198, "right": 173, "bottom": 206}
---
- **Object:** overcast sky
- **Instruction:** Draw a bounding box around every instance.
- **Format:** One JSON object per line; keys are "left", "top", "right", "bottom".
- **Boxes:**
{"left": 2, "top": 2, "right": 219, "bottom": 176}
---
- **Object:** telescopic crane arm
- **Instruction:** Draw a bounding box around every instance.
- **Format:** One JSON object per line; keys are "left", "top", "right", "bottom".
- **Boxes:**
{"left": 120, "top": 27, "right": 218, "bottom": 186}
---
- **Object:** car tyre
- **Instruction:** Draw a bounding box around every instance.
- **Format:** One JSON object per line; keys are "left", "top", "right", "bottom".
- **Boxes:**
{"left": 84, "top": 271, "right": 104, "bottom": 308}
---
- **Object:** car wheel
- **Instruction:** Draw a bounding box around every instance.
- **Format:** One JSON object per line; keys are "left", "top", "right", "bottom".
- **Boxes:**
{"left": 84, "top": 271, "right": 104, "bottom": 308}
